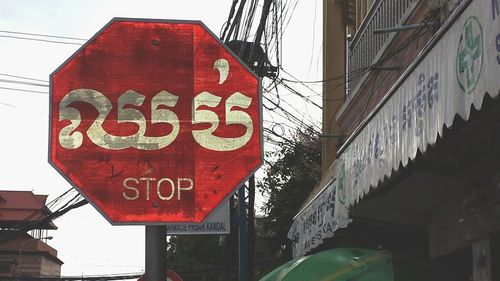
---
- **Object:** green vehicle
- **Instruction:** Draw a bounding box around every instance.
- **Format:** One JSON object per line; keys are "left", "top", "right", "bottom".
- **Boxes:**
{"left": 259, "top": 248, "right": 429, "bottom": 281}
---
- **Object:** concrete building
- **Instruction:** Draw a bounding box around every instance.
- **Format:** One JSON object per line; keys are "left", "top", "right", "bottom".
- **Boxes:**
{"left": 0, "top": 190, "right": 63, "bottom": 278}
{"left": 289, "top": 0, "right": 500, "bottom": 280}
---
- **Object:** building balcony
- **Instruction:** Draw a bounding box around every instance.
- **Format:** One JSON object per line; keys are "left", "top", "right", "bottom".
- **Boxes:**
{"left": 338, "top": 0, "right": 466, "bottom": 136}
{"left": 348, "top": 0, "right": 419, "bottom": 96}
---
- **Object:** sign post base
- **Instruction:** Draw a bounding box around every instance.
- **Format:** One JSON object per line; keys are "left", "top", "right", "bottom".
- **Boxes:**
{"left": 146, "top": 226, "right": 167, "bottom": 281}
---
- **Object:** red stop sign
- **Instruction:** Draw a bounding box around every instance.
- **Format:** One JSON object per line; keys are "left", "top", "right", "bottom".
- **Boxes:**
{"left": 49, "top": 18, "right": 262, "bottom": 224}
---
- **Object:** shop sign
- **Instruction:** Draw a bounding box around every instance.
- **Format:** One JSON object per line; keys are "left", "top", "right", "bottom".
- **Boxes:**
{"left": 288, "top": 163, "right": 350, "bottom": 257}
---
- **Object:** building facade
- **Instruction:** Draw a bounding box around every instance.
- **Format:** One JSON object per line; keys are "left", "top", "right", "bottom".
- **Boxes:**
{"left": 0, "top": 190, "right": 62, "bottom": 278}
{"left": 290, "top": 0, "right": 500, "bottom": 280}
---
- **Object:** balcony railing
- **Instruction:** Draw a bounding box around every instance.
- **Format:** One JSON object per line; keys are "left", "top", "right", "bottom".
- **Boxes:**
{"left": 348, "top": 0, "right": 419, "bottom": 95}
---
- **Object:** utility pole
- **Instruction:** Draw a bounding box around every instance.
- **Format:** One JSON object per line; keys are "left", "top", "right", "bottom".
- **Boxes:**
{"left": 224, "top": 1, "right": 273, "bottom": 280}
{"left": 247, "top": 176, "right": 256, "bottom": 281}
{"left": 224, "top": 197, "right": 237, "bottom": 281}
{"left": 245, "top": 1, "right": 273, "bottom": 279}
{"left": 238, "top": 186, "right": 249, "bottom": 281}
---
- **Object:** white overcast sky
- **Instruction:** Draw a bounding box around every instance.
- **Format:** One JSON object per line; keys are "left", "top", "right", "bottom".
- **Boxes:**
{"left": 0, "top": 0, "right": 321, "bottom": 277}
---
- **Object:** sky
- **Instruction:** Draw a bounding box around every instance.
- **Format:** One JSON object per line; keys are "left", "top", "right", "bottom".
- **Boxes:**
{"left": 0, "top": 0, "right": 321, "bottom": 278}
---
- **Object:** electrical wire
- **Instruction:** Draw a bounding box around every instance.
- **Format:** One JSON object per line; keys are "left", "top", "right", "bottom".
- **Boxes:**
{"left": 0, "top": 188, "right": 88, "bottom": 245}
{"left": 225, "top": 0, "right": 323, "bottom": 136}
{"left": 277, "top": 79, "right": 321, "bottom": 109}
{"left": 46, "top": 188, "right": 78, "bottom": 209}
{"left": 320, "top": 19, "right": 432, "bottom": 98}
{"left": 0, "top": 34, "right": 83, "bottom": 45}
{"left": 0, "top": 78, "right": 49, "bottom": 87}
{"left": 279, "top": 68, "right": 321, "bottom": 96}
{"left": 0, "top": 101, "right": 18, "bottom": 108}
{"left": 307, "top": 0, "right": 320, "bottom": 75}
{"left": 267, "top": 91, "right": 321, "bottom": 126}
{"left": 0, "top": 29, "right": 87, "bottom": 41}
{"left": 264, "top": 128, "right": 319, "bottom": 154}
{"left": 224, "top": 0, "right": 247, "bottom": 43}
{"left": 220, "top": 0, "right": 239, "bottom": 41}
{"left": 277, "top": 16, "right": 432, "bottom": 89}
{"left": 262, "top": 95, "right": 321, "bottom": 133}
{"left": 261, "top": 8, "right": 433, "bottom": 157}
{"left": 241, "top": 0, "right": 258, "bottom": 41}
{"left": 263, "top": 119, "right": 297, "bottom": 133}
{"left": 0, "top": 86, "right": 48, "bottom": 94}
{"left": 0, "top": 73, "right": 48, "bottom": 82}
{"left": 262, "top": 80, "right": 322, "bottom": 128}
{"left": 0, "top": 17, "right": 323, "bottom": 164}
{"left": 324, "top": 15, "right": 434, "bottom": 130}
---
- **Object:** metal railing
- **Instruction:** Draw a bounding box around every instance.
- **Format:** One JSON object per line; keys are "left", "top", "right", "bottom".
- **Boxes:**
{"left": 348, "top": 0, "right": 418, "bottom": 95}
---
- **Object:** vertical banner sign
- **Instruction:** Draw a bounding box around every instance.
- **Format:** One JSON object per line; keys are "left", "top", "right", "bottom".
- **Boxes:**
{"left": 288, "top": 162, "right": 351, "bottom": 257}
{"left": 49, "top": 18, "right": 262, "bottom": 224}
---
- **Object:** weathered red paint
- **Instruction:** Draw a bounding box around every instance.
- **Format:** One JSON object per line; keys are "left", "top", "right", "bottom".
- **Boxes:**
{"left": 49, "top": 18, "right": 262, "bottom": 224}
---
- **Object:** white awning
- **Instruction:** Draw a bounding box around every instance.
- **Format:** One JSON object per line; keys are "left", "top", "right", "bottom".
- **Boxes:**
{"left": 339, "top": 0, "right": 500, "bottom": 207}
{"left": 289, "top": 0, "right": 500, "bottom": 258}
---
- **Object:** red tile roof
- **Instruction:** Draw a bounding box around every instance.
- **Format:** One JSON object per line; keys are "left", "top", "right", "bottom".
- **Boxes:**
{"left": 0, "top": 190, "right": 56, "bottom": 229}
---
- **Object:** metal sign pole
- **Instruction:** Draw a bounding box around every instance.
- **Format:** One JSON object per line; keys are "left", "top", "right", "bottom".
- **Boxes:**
{"left": 238, "top": 186, "right": 248, "bottom": 281}
{"left": 146, "top": 225, "right": 167, "bottom": 281}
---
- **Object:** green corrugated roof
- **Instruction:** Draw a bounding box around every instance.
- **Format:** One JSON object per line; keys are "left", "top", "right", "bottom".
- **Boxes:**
{"left": 259, "top": 248, "right": 404, "bottom": 281}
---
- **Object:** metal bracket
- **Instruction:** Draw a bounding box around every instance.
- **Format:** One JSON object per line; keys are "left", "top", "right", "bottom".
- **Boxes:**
{"left": 373, "top": 22, "right": 436, "bottom": 34}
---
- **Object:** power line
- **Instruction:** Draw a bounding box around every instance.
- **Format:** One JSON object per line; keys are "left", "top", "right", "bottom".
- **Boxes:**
{"left": 267, "top": 90, "right": 321, "bottom": 125}
{"left": 324, "top": 16, "right": 433, "bottom": 129}
{"left": 220, "top": 0, "right": 239, "bottom": 40}
{"left": 279, "top": 68, "right": 321, "bottom": 95}
{"left": 0, "top": 101, "right": 18, "bottom": 108}
{"left": 241, "top": 0, "right": 258, "bottom": 41}
{"left": 320, "top": 19, "right": 432, "bottom": 99}
{"left": 224, "top": 0, "right": 247, "bottom": 43}
{"left": 264, "top": 128, "right": 318, "bottom": 152}
{"left": 277, "top": 17, "right": 432, "bottom": 90}
{"left": 281, "top": 0, "right": 299, "bottom": 34}
{"left": 0, "top": 86, "right": 48, "bottom": 94}
{"left": 0, "top": 34, "right": 83, "bottom": 45}
{"left": 0, "top": 78, "right": 49, "bottom": 87}
{"left": 277, "top": 79, "right": 321, "bottom": 109}
{"left": 46, "top": 188, "right": 78, "bottom": 210}
{"left": 264, "top": 119, "right": 299, "bottom": 133}
{"left": 0, "top": 73, "right": 48, "bottom": 82}
{"left": 0, "top": 189, "right": 88, "bottom": 245}
{"left": 263, "top": 94, "right": 321, "bottom": 133}
{"left": 0, "top": 29, "right": 87, "bottom": 41}
{"left": 263, "top": 81, "right": 322, "bottom": 129}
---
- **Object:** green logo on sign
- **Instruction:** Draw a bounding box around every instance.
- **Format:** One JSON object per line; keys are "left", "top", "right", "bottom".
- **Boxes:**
{"left": 337, "top": 162, "right": 346, "bottom": 205}
{"left": 456, "top": 16, "right": 483, "bottom": 94}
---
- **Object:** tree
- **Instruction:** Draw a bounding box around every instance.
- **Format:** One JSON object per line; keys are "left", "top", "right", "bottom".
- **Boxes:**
{"left": 258, "top": 127, "right": 321, "bottom": 261}
{"left": 167, "top": 235, "right": 227, "bottom": 281}
{"left": 166, "top": 127, "right": 321, "bottom": 280}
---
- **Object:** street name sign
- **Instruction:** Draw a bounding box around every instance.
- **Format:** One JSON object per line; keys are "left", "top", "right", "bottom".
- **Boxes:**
{"left": 166, "top": 199, "right": 230, "bottom": 234}
{"left": 49, "top": 18, "right": 262, "bottom": 224}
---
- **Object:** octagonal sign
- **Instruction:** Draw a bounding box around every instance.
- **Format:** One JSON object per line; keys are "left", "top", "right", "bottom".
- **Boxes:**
{"left": 49, "top": 18, "right": 262, "bottom": 224}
